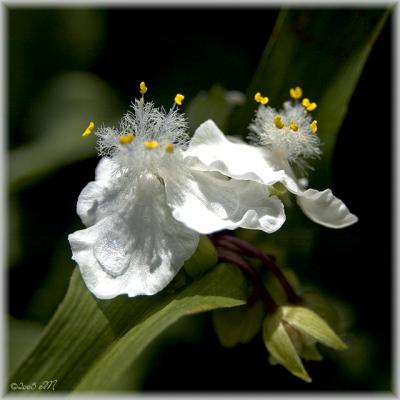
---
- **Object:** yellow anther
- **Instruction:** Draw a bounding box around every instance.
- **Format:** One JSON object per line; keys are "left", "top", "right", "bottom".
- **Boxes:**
{"left": 302, "top": 98, "right": 317, "bottom": 111}
{"left": 310, "top": 120, "right": 318, "bottom": 134}
{"left": 274, "top": 115, "right": 285, "bottom": 129}
{"left": 307, "top": 102, "right": 317, "bottom": 111}
{"left": 144, "top": 140, "right": 159, "bottom": 150}
{"left": 140, "top": 81, "right": 148, "bottom": 95}
{"left": 119, "top": 132, "right": 135, "bottom": 145}
{"left": 82, "top": 121, "right": 94, "bottom": 137}
{"left": 289, "top": 86, "right": 303, "bottom": 100}
{"left": 165, "top": 143, "right": 174, "bottom": 153}
{"left": 254, "top": 92, "right": 269, "bottom": 105}
{"left": 289, "top": 120, "right": 299, "bottom": 132}
{"left": 175, "top": 93, "right": 185, "bottom": 106}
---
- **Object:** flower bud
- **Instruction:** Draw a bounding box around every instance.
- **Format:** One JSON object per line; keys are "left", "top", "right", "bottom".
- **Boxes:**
{"left": 262, "top": 305, "right": 347, "bottom": 382}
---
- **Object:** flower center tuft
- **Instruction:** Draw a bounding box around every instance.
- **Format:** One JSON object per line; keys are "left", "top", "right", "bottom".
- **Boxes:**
{"left": 248, "top": 86, "right": 322, "bottom": 169}
{"left": 85, "top": 82, "right": 189, "bottom": 175}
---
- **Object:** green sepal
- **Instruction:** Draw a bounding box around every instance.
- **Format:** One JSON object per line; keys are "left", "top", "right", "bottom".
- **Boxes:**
{"left": 212, "top": 301, "right": 264, "bottom": 348}
{"left": 183, "top": 235, "right": 218, "bottom": 279}
{"left": 262, "top": 310, "right": 311, "bottom": 383}
{"left": 282, "top": 306, "right": 347, "bottom": 351}
{"left": 299, "top": 342, "right": 323, "bottom": 362}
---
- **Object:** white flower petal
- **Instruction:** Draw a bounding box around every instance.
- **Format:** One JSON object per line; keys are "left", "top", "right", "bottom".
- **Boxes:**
{"left": 164, "top": 169, "right": 285, "bottom": 234}
{"left": 185, "top": 120, "right": 287, "bottom": 186}
{"left": 77, "top": 181, "right": 106, "bottom": 227}
{"left": 95, "top": 157, "right": 119, "bottom": 181}
{"left": 297, "top": 189, "right": 358, "bottom": 229}
{"left": 77, "top": 158, "right": 122, "bottom": 227}
{"left": 69, "top": 174, "right": 199, "bottom": 299}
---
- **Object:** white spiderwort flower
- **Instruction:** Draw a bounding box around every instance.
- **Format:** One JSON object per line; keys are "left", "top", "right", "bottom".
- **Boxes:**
{"left": 68, "top": 83, "right": 285, "bottom": 299}
{"left": 248, "top": 87, "right": 357, "bottom": 228}
{"left": 185, "top": 87, "right": 357, "bottom": 229}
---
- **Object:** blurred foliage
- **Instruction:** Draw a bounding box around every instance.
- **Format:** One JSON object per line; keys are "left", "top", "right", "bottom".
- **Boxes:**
{"left": 10, "top": 72, "right": 123, "bottom": 190}
{"left": 9, "top": 9, "right": 106, "bottom": 147}
{"left": 7, "top": 7, "right": 391, "bottom": 393}
{"left": 187, "top": 85, "right": 245, "bottom": 133}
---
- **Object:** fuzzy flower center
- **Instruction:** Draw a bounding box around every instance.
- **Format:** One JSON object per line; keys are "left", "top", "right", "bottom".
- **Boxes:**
{"left": 249, "top": 86, "right": 321, "bottom": 170}
{"left": 87, "top": 82, "right": 189, "bottom": 177}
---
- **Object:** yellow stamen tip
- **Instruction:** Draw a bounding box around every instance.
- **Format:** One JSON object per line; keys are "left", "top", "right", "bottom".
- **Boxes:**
{"left": 289, "top": 120, "right": 299, "bottom": 132}
{"left": 274, "top": 115, "right": 285, "bottom": 129}
{"left": 165, "top": 143, "right": 174, "bottom": 153}
{"left": 175, "top": 93, "right": 185, "bottom": 106}
{"left": 144, "top": 140, "right": 159, "bottom": 150}
{"left": 307, "top": 102, "right": 317, "bottom": 111}
{"left": 119, "top": 132, "right": 135, "bottom": 145}
{"left": 302, "top": 98, "right": 317, "bottom": 111}
{"left": 310, "top": 120, "right": 318, "bottom": 134}
{"left": 290, "top": 86, "right": 303, "bottom": 99}
{"left": 82, "top": 121, "right": 94, "bottom": 137}
{"left": 254, "top": 92, "right": 269, "bottom": 105}
{"left": 140, "top": 81, "right": 148, "bottom": 95}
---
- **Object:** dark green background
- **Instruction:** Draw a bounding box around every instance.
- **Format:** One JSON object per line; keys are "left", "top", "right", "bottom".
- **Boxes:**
{"left": 8, "top": 8, "right": 392, "bottom": 391}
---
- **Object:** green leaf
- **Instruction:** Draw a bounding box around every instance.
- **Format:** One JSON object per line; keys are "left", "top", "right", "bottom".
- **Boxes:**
{"left": 212, "top": 301, "right": 264, "bottom": 348}
{"left": 262, "top": 310, "right": 311, "bottom": 383}
{"left": 10, "top": 263, "right": 246, "bottom": 392}
{"left": 229, "top": 9, "right": 389, "bottom": 183}
{"left": 183, "top": 235, "right": 218, "bottom": 278}
{"left": 187, "top": 85, "right": 244, "bottom": 133}
{"left": 8, "top": 317, "right": 44, "bottom": 376}
{"left": 282, "top": 306, "right": 347, "bottom": 351}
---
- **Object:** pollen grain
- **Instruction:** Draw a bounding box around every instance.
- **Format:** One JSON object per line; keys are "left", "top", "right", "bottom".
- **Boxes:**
{"left": 254, "top": 92, "right": 269, "bottom": 105}
{"left": 144, "top": 140, "right": 159, "bottom": 150}
{"left": 165, "top": 143, "right": 174, "bottom": 153}
{"left": 175, "top": 93, "right": 185, "bottom": 106}
{"left": 119, "top": 133, "right": 135, "bottom": 144}
{"left": 140, "top": 81, "right": 148, "bottom": 95}
{"left": 82, "top": 121, "right": 95, "bottom": 137}
{"left": 289, "top": 86, "right": 303, "bottom": 100}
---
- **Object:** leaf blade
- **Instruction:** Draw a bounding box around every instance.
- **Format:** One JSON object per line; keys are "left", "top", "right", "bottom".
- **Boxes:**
{"left": 11, "top": 263, "right": 247, "bottom": 392}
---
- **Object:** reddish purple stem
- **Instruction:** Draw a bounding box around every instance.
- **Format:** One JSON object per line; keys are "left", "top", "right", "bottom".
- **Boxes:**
{"left": 212, "top": 234, "right": 300, "bottom": 304}
{"left": 216, "top": 247, "right": 277, "bottom": 313}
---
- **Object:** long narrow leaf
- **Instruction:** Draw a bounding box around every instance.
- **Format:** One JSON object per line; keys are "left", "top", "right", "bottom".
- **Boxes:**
{"left": 10, "top": 263, "right": 246, "bottom": 392}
